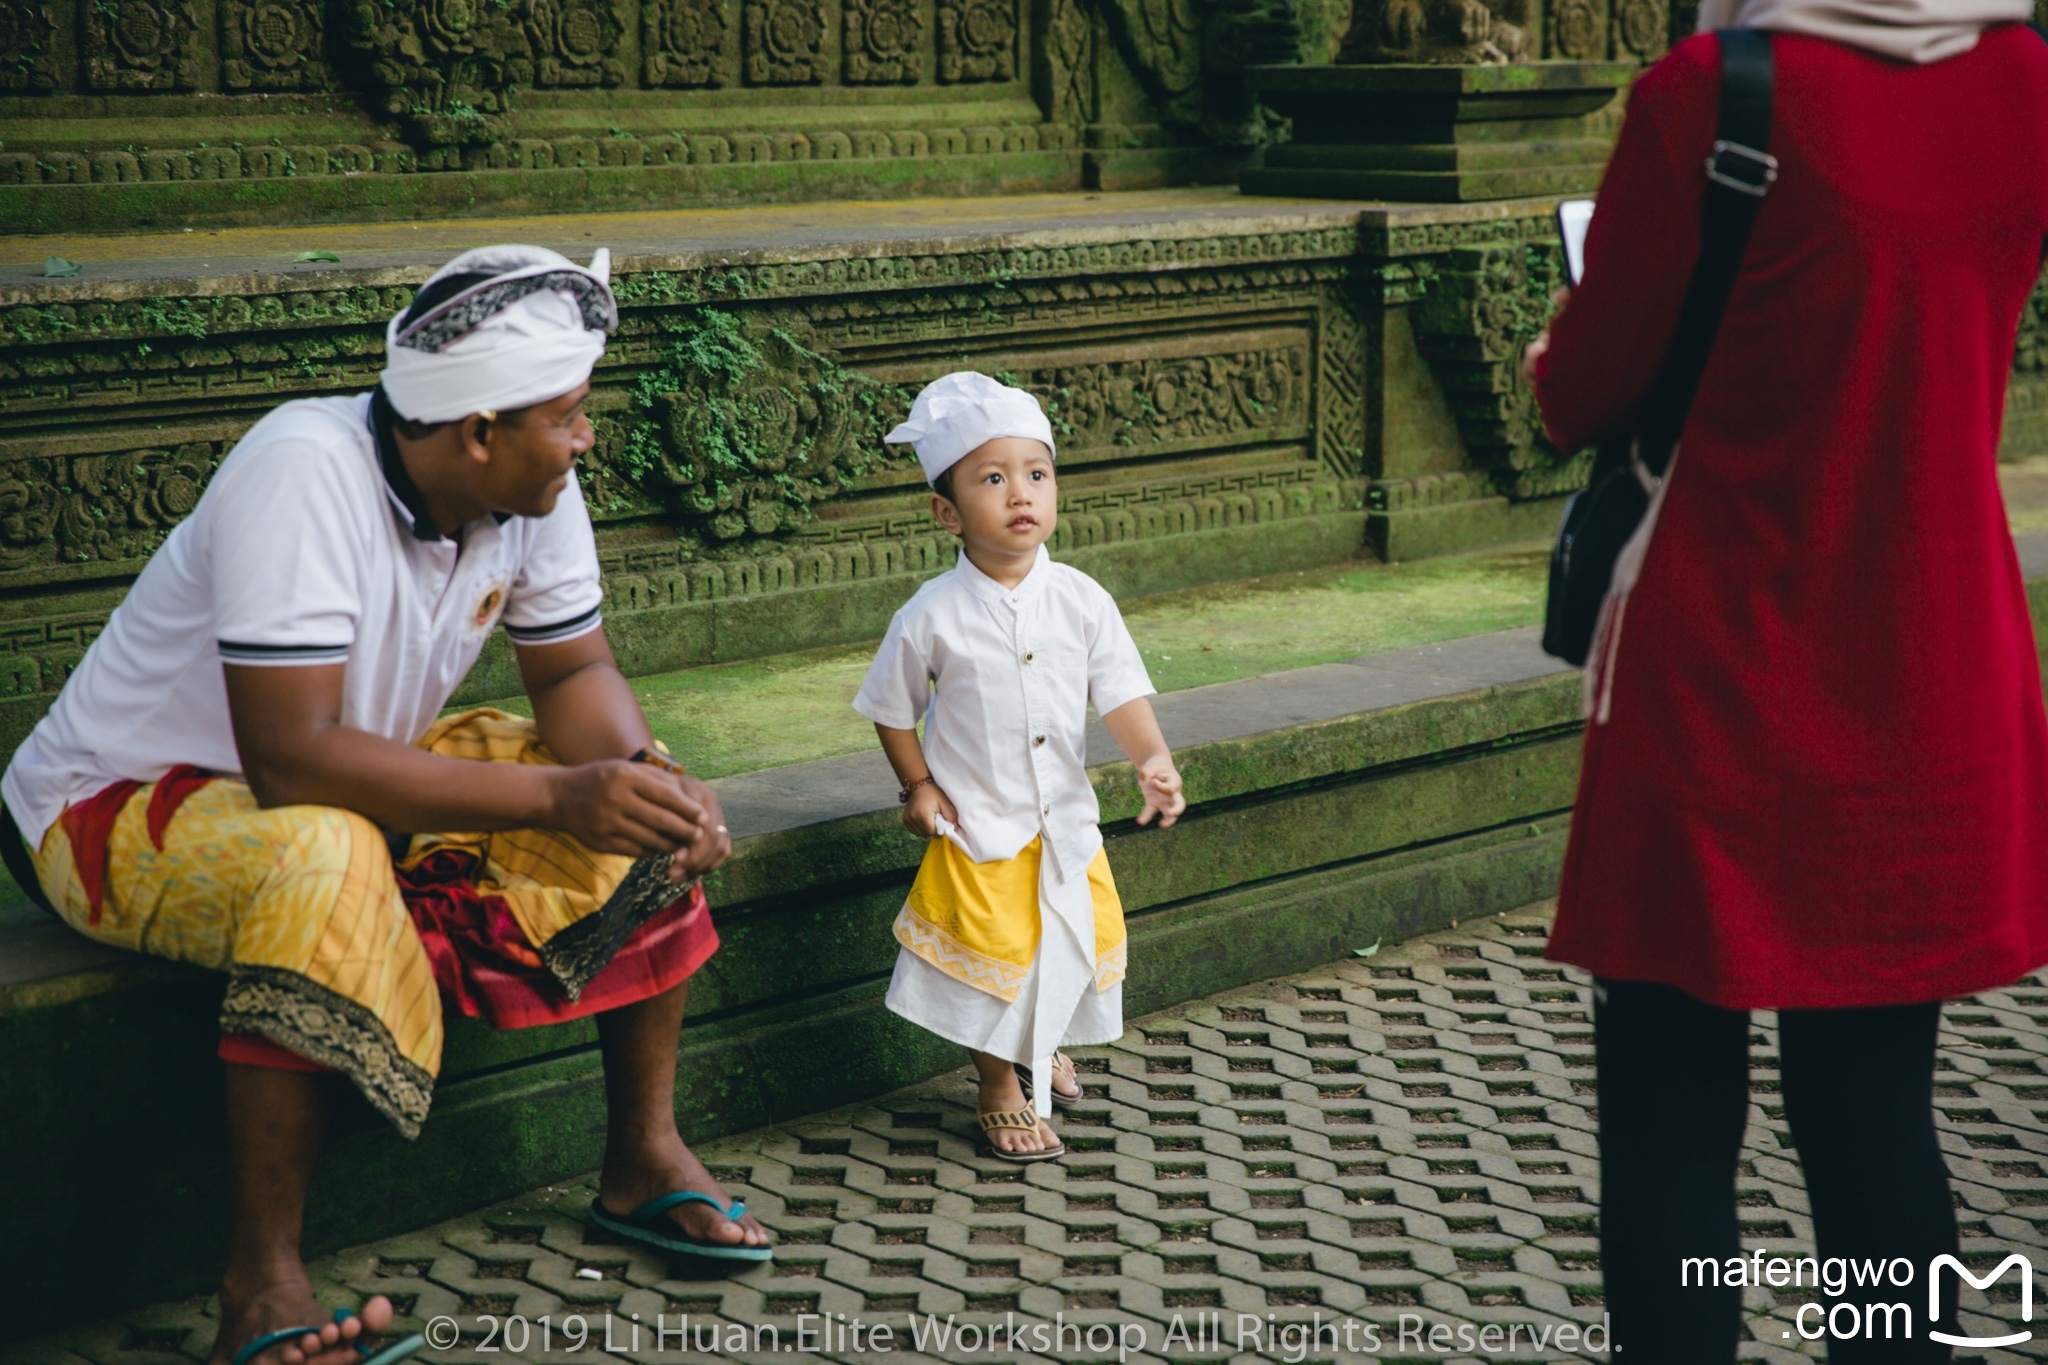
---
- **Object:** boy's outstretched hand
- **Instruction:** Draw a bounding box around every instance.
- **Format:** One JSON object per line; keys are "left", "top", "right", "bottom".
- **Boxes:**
{"left": 1135, "top": 755, "right": 1185, "bottom": 828}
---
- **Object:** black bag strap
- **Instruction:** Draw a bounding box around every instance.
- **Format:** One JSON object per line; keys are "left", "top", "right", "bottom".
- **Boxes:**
{"left": 1635, "top": 28, "right": 1777, "bottom": 480}
{"left": 0, "top": 801, "right": 58, "bottom": 918}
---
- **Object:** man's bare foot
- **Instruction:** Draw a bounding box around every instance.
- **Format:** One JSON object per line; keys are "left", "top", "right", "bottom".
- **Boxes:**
{"left": 598, "top": 1134, "right": 771, "bottom": 1249}
{"left": 210, "top": 1271, "right": 393, "bottom": 1365}
{"left": 975, "top": 1066, "right": 1059, "bottom": 1155}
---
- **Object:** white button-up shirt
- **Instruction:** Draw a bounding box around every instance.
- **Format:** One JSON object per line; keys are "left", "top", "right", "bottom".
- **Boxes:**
{"left": 853, "top": 547, "right": 1154, "bottom": 884}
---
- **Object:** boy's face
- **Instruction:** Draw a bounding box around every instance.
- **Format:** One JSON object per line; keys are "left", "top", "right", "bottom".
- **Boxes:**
{"left": 930, "top": 436, "right": 1057, "bottom": 558}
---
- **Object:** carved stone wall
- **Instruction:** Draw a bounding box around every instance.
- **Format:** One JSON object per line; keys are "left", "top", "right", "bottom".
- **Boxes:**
{"left": 0, "top": 0, "right": 1326, "bottom": 229}
{"left": 0, "top": 217, "right": 1374, "bottom": 741}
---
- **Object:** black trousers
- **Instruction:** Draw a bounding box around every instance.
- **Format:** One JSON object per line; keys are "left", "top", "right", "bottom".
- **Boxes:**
{"left": 1594, "top": 979, "right": 1959, "bottom": 1362}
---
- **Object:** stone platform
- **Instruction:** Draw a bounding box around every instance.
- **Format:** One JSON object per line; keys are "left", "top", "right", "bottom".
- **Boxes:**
{"left": 16, "top": 902, "right": 2048, "bottom": 1364}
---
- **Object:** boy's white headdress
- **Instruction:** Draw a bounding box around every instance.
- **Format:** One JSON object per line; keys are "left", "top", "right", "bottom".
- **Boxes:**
{"left": 885, "top": 372, "right": 1057, "bottom": 487}
{"left": 379, "top": 244, "right": 618, "bottom": 423}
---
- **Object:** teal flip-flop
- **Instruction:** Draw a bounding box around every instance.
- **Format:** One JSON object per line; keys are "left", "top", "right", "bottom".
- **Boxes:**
{"left": 231, "top": 1307, "right": 426, "bottom": 1365}
{"left": 587, "top": 1191, "right": 774, "bottom": 1262}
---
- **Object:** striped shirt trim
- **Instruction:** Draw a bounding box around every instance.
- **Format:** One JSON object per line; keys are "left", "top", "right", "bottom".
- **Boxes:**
{"left": 218, "top": 639, "right": 352, "bottom": 665}
{"left": 503, "top": 606, "right": 602, "bottom": 646}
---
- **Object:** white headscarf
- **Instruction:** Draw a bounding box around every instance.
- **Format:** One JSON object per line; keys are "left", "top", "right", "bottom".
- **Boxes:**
{"left": 1696, "top": 0, "right": 2031, "bottom": 63}
{"left": 885, "top": 372, "right": 1057, "bottom": 486}
{"left": 379, "top": 244, "right": 618, "bottom": 423}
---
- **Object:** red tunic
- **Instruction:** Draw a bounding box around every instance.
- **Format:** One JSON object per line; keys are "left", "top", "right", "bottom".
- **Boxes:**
{"left": 1537, "top": 28, "right": 2048, "bottom": 1009}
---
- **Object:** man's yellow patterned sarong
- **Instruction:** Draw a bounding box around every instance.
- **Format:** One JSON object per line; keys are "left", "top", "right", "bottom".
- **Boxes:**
{"left": 893, "top": 835, "right": 1127, "bottom": 1002}
{"left": 29, "top": 709, "right": 674, "bottom": 1138}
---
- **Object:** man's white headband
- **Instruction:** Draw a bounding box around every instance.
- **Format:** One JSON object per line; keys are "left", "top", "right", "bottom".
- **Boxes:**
{"left": 379, "top": 244, "right": 618, "bottom": 424}
{"left": 884, "top": 371, "right": 1057, "bottom": 486}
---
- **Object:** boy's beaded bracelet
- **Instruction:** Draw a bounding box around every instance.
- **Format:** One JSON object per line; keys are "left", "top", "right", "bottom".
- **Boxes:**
{"left": 899, "top": 775, "right": 937, "bottom": 804}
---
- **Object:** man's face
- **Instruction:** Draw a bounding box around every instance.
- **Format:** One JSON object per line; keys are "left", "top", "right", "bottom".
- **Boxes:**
{"left": 477, "top": 382, "right": 594, "bottom": 517}
{"left": 932, "top": 436, "right": 1057, "bottom": 556}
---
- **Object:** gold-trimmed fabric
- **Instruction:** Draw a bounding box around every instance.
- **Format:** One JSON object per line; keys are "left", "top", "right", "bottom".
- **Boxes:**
{"left": 895, "top": 836, "right": 1125, "bottom": 1003}
{"left": 30, "top": 708, "right": 661, "bottom": 1139}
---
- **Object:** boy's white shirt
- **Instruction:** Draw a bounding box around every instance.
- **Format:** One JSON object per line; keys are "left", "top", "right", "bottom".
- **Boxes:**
{"left": 852, "top": 545, "right": 1155, "bottom": 888}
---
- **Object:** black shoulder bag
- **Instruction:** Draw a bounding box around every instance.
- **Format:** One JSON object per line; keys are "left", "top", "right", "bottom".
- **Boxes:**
{"left": 1541, "top": 29, "right": 1778, "bottom": 665}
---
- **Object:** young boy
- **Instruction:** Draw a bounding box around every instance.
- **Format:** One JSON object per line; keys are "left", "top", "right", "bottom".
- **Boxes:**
{"left": 853, "top": 372, "right": 1187, "bottom": 1162}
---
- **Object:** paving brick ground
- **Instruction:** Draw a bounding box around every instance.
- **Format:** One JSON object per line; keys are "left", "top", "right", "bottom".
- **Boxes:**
{"left": 15, "top": 902, "right": 2048, "bottom": 1364}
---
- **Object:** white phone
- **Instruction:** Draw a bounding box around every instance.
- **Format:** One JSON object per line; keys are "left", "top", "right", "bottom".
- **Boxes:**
{"left": 1557, "top": 198, "right": 1594, "bottom": 286}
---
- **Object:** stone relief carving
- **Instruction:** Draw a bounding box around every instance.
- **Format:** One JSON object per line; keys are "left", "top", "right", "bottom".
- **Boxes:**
{"left": 1413, "top": 242, "right": 1586, "bottom": 500}
{"left": 1020, "top": 347, "right": 1307, "bottom": 450}
{"left": 0, "top": 0, "right": 63, "bottom": 90}
{"left": 1038, "top": 0, "right": 1094, "bottom": 124}
{"left": 84, "top": 0, "right": 202, "bottom": 89}
{"left": 1335, "top": 0, "right": 1527, "bottom": 62}
{"left": 529, "top": 0, "right": 627, "bottom": 85}
{"left": 844, "top": 0, "right": 921, "bottom": 82}
{"left": 643, "top": 0, "right": 734, "bottom": 84}
{"left": 1547, "top": 0, "right": 1605, "bottom": 58}
{"left": 1611, "top": 0, "right": 1666, "bottom": 58}
{"left": 343, "top": 0, "right": 533, "bottom": 145}
{"left": 0, "top": 444, "right": 223, "bottom": 573}
{"left": 1096, "top": 0, "right": 1302, "bottom": 141}
{"left": 743, "top": 0, "right": 829, "bottom": 83}
{"left": 937, "top": 0, "right": 1017, "bottom": 80}
{"left": 1316, "top": 289, "right": 1367, "bottom": 477}
{"left": 622, "top": 313, "right": 898, "bottom": 544}
{"left": 222, "top": 0, "right": 331, "bottom": 90}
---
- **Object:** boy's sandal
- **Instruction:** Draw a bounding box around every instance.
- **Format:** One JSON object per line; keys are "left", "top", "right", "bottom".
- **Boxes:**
{"left": 232, "top": 1308, "right": 426, "bottom": 1365}
{"left": 1013, "top": 1052, "right": 1082, "bottom": 1111}
{"left": 587, "top": 1191, "right": 775, "bottom": 1263}
{"left": 977, "top": 1107, "right": 1066, "bottom": 1164}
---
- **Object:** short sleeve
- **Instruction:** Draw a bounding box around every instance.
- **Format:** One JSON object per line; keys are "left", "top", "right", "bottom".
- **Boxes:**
{"left": 502, "top": 474, "right": 604, "bottom": 646}
{"left": 852, "top": 609, "right": 930, "bottom": 730}
{"left": 212, "top": 439, "right": 364, "bottom": 666}
{"left": 1084, "top": 588, "right": 1154, "bottom": 716}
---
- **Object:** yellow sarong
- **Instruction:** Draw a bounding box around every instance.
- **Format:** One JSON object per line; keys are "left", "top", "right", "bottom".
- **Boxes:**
{"left": 893, "top": 835, "right": 1127, "bottom": 1002}
{"left": 30, "top": 709, "right": 664, "bottom": 1138}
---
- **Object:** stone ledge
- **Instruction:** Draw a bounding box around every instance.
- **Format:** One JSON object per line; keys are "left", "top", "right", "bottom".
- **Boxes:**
{"left": 0, "top": 188, "right": 1564, "bottom": 301}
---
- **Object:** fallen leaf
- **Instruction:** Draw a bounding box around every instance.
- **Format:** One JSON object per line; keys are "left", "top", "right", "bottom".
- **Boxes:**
{"left": 1351, "top": 939, "right": 1381, "bottom": 958}
{"left": 295, "top": 249, "right": 341, "bottom": 263}
{"left": 41, "top": 256, "right": 80, "bottom": 278}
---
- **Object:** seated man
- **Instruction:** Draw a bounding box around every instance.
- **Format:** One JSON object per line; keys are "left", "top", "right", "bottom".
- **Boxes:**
{"left": 0, "top": 244, "right": 769, "bottom": 1365}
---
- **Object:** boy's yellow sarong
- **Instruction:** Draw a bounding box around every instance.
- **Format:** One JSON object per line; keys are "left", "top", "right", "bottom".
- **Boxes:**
{"left": 29, "top": 710, "right": 680, "bottom": 1138}
{"left": 893, "top": 835, "right": 1127, "bottom": 1001}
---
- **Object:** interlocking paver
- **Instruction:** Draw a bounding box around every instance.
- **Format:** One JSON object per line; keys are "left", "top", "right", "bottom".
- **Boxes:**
{"left": 22, "top": 902, "right": 2048, "bottom": 1363}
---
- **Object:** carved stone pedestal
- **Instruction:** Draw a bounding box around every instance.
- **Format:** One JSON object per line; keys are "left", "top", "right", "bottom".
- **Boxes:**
{"left": 1240, "top": 60, "right": 1633, "bottom": 201}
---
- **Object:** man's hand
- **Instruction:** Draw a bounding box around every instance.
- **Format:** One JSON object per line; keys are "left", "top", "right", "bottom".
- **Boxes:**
{"left": 671, "top": 774, "right": 731, "bottom": 878}
{"left": 902, "top": 781, "right": 959, "bottom": 839}
{"left": 545, "top": 762, "right": 732, "bottom": 880}
{"left": 1135, "top": 755, "right": 1186, "bottom": 829}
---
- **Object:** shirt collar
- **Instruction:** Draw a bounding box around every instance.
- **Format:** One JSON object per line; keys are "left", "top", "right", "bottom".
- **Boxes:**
{"left": 954, "top": 544, "right": 1051, "bottom": 605}
{"left": 366, "top": 388, "right": 513, "bottom": 543}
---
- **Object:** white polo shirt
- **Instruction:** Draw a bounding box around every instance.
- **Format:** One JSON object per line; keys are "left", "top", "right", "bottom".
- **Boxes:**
{"left": 2, "top": 393, "right": 605, "bottom": 848}
{"left": 852, "top": 547, "right": 1154, "bottom": 883}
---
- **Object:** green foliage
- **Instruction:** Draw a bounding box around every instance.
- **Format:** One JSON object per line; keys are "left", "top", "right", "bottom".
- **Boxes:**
{"left": 137, "top": 297, "right": 209, "bottom": 339}
{"left": 608, "top": 305, "right": 908, "bottom": 548}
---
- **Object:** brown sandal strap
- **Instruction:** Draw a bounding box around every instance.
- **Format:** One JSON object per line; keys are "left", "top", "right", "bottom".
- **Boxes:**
{"left": 977, "top": 1108, "right": 1043, "bottom": 1133}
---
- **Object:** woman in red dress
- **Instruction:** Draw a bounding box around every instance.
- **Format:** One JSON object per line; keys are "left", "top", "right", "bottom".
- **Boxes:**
{"left": 1531, "top": 0, "right": 2048, "bottom": 1355}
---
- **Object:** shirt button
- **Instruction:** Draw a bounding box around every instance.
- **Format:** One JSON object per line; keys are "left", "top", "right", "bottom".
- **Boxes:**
{"left": 1034, "top": 735, "right": 1046, "bottom": 747}
{"left": 1022, "top": 651, "right": 1035, "bottom": 664}
{"left": 1043, "top": 805, "right": 1050, "bottom": 816}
